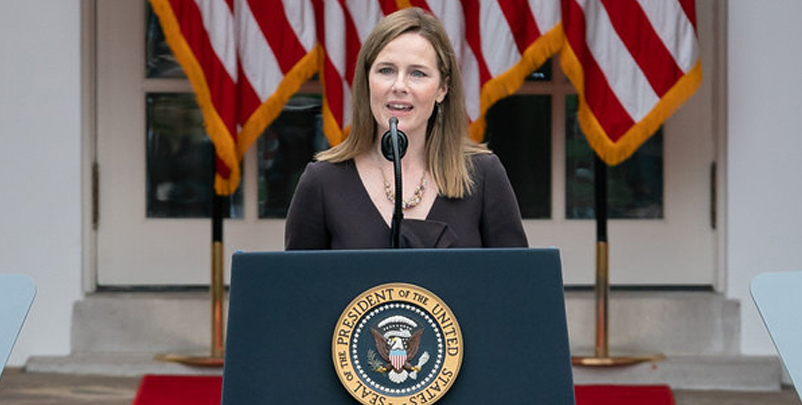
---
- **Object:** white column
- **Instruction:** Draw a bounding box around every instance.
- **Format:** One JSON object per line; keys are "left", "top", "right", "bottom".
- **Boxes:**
{"left": 0, "top": 0, "right": 84, "bottom": 365}
{"left": 727, "top": 0, "right": 802, "bottom": 355}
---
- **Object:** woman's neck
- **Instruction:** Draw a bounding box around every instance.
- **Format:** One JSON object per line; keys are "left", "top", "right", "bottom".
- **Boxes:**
{"left": 373, "top": 130, "right": 427, "bottom": 169}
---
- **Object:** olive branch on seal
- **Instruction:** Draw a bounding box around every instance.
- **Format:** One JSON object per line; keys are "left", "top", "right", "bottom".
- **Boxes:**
{"left": 367, "top": 349, "right": 384, "bottom": 373}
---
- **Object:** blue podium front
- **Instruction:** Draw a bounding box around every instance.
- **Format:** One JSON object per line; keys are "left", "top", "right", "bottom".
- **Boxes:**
{"left": 221, "top": 248, "right": 574, "bottom": 405}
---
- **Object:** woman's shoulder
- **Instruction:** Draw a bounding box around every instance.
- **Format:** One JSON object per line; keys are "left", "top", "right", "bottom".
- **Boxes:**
{"left": 466, "top": 152, "right": 512, "bottom": 189}
{"left": 294, "top": 160, "right": 355, "bottom": 194}
{"left": 301, "top": 159, "right": 355, "bottom": 179}
{"left": 468, "top": 151, "right": 504, "bottom": 173}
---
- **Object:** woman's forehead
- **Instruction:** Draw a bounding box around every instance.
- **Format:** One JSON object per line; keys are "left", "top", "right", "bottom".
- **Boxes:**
{"left": 373, "top": 33, "right": 439, "bottom": 67}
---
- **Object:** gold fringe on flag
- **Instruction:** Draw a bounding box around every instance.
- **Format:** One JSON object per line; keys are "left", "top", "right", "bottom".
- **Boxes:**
{"left": 559, "top": 41, "right": 703, "bottom": 166}
{"left": 237, "top": 48, "right": 321, "bottom": 158}
{"left": 148, "top": 0, "right": 241, "bottom": 196}
{"left": 469, "top": 23, "right": 565, "bottom": 143}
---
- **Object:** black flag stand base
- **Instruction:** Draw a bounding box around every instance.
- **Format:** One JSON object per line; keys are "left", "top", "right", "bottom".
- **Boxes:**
{"left": 571, "top": 155, "right": 664, "bottom": 367}
{"left": 155, "top": 192, "right": 227, "bottom": 368}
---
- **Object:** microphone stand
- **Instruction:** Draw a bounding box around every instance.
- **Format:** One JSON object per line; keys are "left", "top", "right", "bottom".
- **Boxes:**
{"left": 391, "top": 133, "right": 403, "bottom": 248}
{"left": 381, "top": 117, "right": 408, "bottom": 248}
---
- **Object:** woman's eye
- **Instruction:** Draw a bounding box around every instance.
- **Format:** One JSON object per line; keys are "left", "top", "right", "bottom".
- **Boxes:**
{"left": 411, "top": 70, "right": 426, "bottom": 78}
{"left": 378, "top": 67, "right": 393, "bottom": 75}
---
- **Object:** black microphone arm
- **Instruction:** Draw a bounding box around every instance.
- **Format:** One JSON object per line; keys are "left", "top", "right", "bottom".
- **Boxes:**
{"left": 380, "top": 117, "right": 408, "bottom": 248}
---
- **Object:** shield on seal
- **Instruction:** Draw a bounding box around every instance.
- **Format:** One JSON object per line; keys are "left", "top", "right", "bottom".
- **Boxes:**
{"left": 389, "top": 348, "right": 406, "bottom": 371}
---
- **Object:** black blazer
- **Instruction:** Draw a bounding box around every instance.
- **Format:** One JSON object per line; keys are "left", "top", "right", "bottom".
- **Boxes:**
{"left": 285, "top": 153, "right": 528, "bottom": 249}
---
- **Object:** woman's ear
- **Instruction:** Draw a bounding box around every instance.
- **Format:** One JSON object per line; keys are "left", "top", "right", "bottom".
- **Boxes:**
{"left": 436, "top": 76, "right": 449, "bottom": 104}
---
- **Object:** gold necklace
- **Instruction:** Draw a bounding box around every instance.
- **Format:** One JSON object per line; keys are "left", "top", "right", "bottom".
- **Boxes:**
{"left": 381, "top": 169, "right": 427, "bottom": 210}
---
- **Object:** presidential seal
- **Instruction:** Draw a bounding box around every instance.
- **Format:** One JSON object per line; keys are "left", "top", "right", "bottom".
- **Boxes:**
{"left": 332, "top": 283, "right": 463, "bottom": 405}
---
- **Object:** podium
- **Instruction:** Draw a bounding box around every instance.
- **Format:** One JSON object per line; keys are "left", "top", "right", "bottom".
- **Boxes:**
{"left": 752, "top": 271, "right": 802, "bottom": 397}
{"left": 0, "top": 274, "right": 35, "bottom": 379}
{"left": 221, "top": 248, "right": 574, "bottom": 404}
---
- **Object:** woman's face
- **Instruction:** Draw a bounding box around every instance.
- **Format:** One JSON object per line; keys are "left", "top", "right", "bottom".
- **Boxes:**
{"left": 369, "top": 32, "right": 447, "bottom": 141}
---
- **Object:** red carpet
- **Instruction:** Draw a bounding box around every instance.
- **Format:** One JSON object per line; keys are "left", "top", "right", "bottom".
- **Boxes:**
{"left": 132, "top": 375, "right": 674, "bottom": 405}
{"left": 132, "top": 375, "right": 222, "bottom": 405}
{"left": 575, "top": 385, "right": 676, "bottom": 405}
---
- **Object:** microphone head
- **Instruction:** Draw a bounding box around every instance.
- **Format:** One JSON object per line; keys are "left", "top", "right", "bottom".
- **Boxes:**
{"left": 380, "top": 118, "right": 408, "bottom": 161}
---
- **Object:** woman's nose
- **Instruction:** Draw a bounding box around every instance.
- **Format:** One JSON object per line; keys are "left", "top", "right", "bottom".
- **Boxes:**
{"left": 391, "top": 75, "right": 408, "bottom": 93}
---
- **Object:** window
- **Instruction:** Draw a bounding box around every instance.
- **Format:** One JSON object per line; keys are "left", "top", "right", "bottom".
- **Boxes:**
{"left": 144, "top": 5, "right": 322, "bottom": 219}
{"left": 485, "top": 95, "right": 551, "bottom": 218}
{"left": 257, "top": 95, "right": 328, "bottom": 218}
{"left": 565, "top": 95, "right": 664, "bottom": 219}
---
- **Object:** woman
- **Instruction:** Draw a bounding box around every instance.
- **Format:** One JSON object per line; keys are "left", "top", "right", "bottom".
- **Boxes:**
{"left": 285, "top": 7, "right": 527, "bottom": 249}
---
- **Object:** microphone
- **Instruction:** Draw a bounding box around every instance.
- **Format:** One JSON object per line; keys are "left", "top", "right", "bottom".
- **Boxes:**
{"left": 381, "top": 117, "right": 408, "bottom": 161}
{"left": 380, "top": 117, "right": 408, "bottom": 248}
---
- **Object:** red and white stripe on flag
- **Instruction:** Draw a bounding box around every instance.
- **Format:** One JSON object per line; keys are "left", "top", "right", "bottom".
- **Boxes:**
{"left": 150, "top": 0, "right": 702, "bottom": 194}
{"left": 149, "top": 0, "right": 318, "bottom": 195}
{"left": 308, "top": 0, "right": 564, "bottom": 144}
{"left": 560, "top": 0, "right": 702, "bottom": 165}
{"left": 309, "top": 0, "right": 400, "bottom": 146}
{"left": 411, "top": 0, "right": 563, "bottom": 141}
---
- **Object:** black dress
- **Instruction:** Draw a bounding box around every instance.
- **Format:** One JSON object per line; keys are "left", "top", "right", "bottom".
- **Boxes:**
{"left": 284, "top": 153, "right": 528, "bottom": 249}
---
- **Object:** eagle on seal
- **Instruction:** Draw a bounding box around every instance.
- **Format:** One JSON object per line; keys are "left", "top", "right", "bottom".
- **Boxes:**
{"left": 370, "top": 327, "right": 423, "bottom": 382}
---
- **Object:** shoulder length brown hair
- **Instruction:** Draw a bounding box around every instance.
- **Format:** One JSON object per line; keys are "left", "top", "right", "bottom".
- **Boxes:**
{"left": 315, "top": 7, "right": 488, "bottom": 198}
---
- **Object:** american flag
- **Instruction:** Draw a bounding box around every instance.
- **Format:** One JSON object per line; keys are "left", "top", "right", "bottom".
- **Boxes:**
{"left": 561, "top": 0, "right": 702, "bottom": 165}
{"left": 149, "top": 0, "right": 700, "bottom": 195}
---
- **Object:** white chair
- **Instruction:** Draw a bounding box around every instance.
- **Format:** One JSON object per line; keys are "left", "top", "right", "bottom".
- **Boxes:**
{"left": 752, "top": 271, "right": 802, "bottom": 398}
{"left": 0, "top": 274, "right": 35, "bottom": 380}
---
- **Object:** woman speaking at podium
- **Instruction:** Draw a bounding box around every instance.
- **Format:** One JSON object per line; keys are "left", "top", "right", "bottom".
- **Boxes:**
{"left": 285, "top": 7, "right": 527, "bottom": 250}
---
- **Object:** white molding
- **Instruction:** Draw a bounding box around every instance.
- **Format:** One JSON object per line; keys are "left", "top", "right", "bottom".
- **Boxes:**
{"left": 81, "top": 0, "right": 98, "bottom": 293}
{"left": 713, "top": 0, "right": 729, "bottom": 293}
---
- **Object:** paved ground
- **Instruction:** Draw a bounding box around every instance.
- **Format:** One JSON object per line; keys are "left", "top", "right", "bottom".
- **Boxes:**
{"left": 0, "top": 368, "right": 799, "bottom": 405}
{"left": 673, "top": 389, "right": 801, "bottom": 405}
{"left": 0, "top": 369, "right": 138, "bottom": 404}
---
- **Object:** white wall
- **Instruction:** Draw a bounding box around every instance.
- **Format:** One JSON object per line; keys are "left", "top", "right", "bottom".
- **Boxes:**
{"left": 0, "top": 0, "right": 83, "bottom": 365}
{"left": 727, "top": 1, "right": 802, "bottom": 355}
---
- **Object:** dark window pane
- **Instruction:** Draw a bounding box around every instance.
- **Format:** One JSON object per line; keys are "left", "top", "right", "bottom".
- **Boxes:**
{"left": 526, "top": 59, "right": 552, "bottom": 82}
{"left": 485, "top": 95, "right": 552, "bottom": 219}
{"left": 565, "top": 95, "right": 663, "bottom": 219}
{"left": 257, "top": 95, "right": 328, "bottom": 218}
{"left": 146, "top": 3, "right": 185, "bottom": 78}
{"left": 146, "top": 93, "right": 243, "bottom": 218}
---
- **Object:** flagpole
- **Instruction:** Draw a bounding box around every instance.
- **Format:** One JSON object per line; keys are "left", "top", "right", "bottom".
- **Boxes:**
{"left": 572, "top": 154, "right": 664, "bottom": 367}
{"left": 210, "top": 191, "right": 226, "bottom": 360}
{"left": 593, "top": 154, "right": 609, "bottom": 358}
{"left": 155, "top": 147, "right": 226, "bottom": 367}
